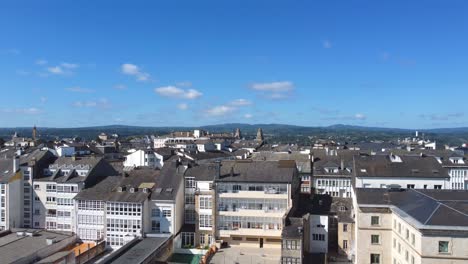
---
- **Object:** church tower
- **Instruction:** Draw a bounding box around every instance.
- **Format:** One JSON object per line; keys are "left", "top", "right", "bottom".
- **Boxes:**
{"left": 234, "top": 128, "right": 242, "bottom": 139}
{"left": 256, "top": 128, "right": 264, "bottom": 141}
{"left": 32, "top": 125, "right": 37, "bottom": 142}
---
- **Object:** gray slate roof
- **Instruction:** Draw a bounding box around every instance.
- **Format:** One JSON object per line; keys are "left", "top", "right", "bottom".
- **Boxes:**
{"left": 356, "top": 188, "right": 468, "bottom": 227}
{"left": 216, "top": 160, "right": 297, "bottom": 183}
{"left": 354, "top": 154, "right": 449, "bottom": 178}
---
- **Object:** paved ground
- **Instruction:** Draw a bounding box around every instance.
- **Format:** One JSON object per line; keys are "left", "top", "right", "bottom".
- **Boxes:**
{"left": 209, "top": 247, "right": 281, "bottom": 264}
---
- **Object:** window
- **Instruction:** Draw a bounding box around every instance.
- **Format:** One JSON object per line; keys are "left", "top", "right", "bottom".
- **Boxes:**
{"left": 343, "top": 240, "right": 348, "bottom": 249}
{"left": 434, "top": 185, "right": 442, "bottom": 189}
{"left": 371, "top": 235, "right": 380, "bottom": 245}
{"left": 393, "top": 238, "right": 396, "bottom": 248}
{"left": 398, "top": 223, "right": 401, "bottom": 233}
{"left": 200, "top": 234, "right": 206, "bottom": 246}
{"left": 438, "top": 241, "right": 449, "bottom": 253}
{"left": 185, "top": 178, "right": 196, "bottom": 189}
{"left": 371, "top": 216, "right": 380, "bottom": 226}
{"left": 46, "top": 184, "right": 56, "bottom": 192}
{"left": 151, "top": 208, "right": 161, "bottom": 217}
{"left": 406, "top": 229, "right": 409, "bottom": 239}
{"left": 185, "top": 209, "right": 195, "bottom": 224}
{"left": 199, "top": 196, "right": 212, "bottom": 209}
{"left": 411, "top": 233, "right": 415, "bottom": 246}
{"left": 411, "top": 255, "right": 415, "bottom": 264}
{"left": 398, "top": 242, "right": 401, "bottom": 253}
{"left": 370, "top": 254, "right": 380, "bottom": 264}
{"left": 343, "top": 224, "right": 348, "bottom": 232}
{"left": 407, "top": 184, "right": 415, "bottom": 189}
{"left": 34, "top": 184, "right": 40, "bottom": 190}
{"left": 162, "top": 209, "right": 171, "bottom": 217}
{"left": 46, "top": 196, "right": 56, "bottom": 203}
{"left": 151, "top": 220, "right": 160, "bottom": 232}
{"left": 181, "top": 232, "right": 195, "bottom": 247}
{"left": 312, "top": 234, "right": 325, "bottom": 241}
{"left": 405, "top": 250, "right": 409, "bottom": 261}
{"left": 199, "top": 214, "right": 212, "bottom": 228}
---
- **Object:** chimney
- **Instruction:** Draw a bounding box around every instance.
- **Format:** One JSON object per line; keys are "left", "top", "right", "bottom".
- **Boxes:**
{"left": 13, "top": 155, "right": 20, "bottom": 172}
{"left": 341, "top": 159, "right": 344, "bottom": 170}
{"left": 215, "top": 161, "right": 221, "bottom": 179}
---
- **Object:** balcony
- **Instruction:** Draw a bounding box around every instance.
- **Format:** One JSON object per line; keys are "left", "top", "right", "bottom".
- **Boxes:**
{"left": 218, "top": 206, "right": 286, "bottom": 217}
{"left": 218, "top": 190, "right": 287, "bottom": 199}
{"left": 218, "top": 228, "right": 282, "bottom": 238}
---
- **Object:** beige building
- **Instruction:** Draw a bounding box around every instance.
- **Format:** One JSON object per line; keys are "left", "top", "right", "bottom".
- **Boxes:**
{"left": 215, "top": 160, "right": 300, "bottom": 248}
{"left": 354, "top": 188, "right": 468, "bottom": 264}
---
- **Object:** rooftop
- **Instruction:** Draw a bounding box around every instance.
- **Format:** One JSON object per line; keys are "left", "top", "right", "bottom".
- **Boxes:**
{"left": 0, "top": 229, "right": 74, "bottom": 263}
{"left": 354, "top": 154, "right": 449, "bottom": 178}
{"left": 216, "top": 160, "right": 297, "bottom": 183}
{"left": 111, "top": 236, "right": 171, "bottom": 264}
{"left": 356, "top": 188, "right": 468, "bottom": 227}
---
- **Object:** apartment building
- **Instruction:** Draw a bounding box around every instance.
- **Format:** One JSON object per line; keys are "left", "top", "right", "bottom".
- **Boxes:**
{"left": 184, "top": 163, "right": 217, "bottom": 248}
{"left": 215, "top": 160, "right": 300, "bottom": 248}
{"left": 331, "top": 198, "right": 355, "bottom": 261}
{"left": 0, "top": 149, "right": 54, "bottom": 230}
{"left": 74, "top": 167, "right": 160, "bottom": 249}
{"left": 33, "top": 156, "right": 116, "bottom": 231}
{"left": 149, "top": 160, "right": 186, "bottom": 249}
{"left": 123, "top": 149, "right": 166, "bottom": 169}
{"left": 354, "top": 154, "right": 450, "bottom": 189}
{"left": 354, "top": 188, "right": 468, "bottom": 264}
{"left": 312, "top": 149, "right": 355, "bottom": 198}
{"left": 433, "top": 151, "right": 468, "bottom": 190}
{"left": 252, "top": 151, "right": 313, "bottom": 193}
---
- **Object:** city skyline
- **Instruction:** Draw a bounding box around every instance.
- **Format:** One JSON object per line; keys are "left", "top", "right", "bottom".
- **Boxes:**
{"left": 1, "top": 1, "right": 468, "bottom": 128}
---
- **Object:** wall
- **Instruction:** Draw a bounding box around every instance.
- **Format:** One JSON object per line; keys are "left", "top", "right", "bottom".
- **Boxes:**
{"left": 308, "top": 214, "right": 329, "bottom": 253}
{"left": 356, "top": 177, "right": 450, "bottom": 189}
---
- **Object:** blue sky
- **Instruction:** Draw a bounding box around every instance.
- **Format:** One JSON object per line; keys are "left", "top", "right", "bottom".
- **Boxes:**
{"left": 0, "top": 0, "right": 467, "bottom": 128}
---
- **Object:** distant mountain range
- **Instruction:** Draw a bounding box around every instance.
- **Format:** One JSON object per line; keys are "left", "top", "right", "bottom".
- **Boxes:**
{"left": 1, "top": 123, "right": 468, "bottom": 141}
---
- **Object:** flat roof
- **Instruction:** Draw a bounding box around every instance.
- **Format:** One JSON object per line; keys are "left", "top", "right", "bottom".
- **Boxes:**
{"left": 111, "top": 236, "right": 171, "bottom": 264}
{"left": 0, "top": 229, "right": 73, "bottom": 263}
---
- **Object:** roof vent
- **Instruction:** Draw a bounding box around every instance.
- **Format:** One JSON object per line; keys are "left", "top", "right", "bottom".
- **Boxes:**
{"left": 143, "top": 188, "right": 149, "bottom": 193}
{"left": 387, "top": 184, "right": 403, "bottom": 192}
{"left": 130, "top": 187, "right": 136, "bottom": 193}
{"left": 297, "top": 226, "right": 303, "bottom": 234}
{"left": 46, "top": 237, "right": 57, "bottom": 245}
{"left": 117, "top": 186, "right": 126, "bottom": 192}
{"left": 155, "top": 188, "right": 162, "bottom": 194}
{"left": 165, "top": 188, "right": 173, "bottom": 193}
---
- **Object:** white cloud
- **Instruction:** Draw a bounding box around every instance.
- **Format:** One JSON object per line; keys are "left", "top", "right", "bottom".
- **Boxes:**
{"left": 250, "top": 81, "right": 294, "bottom": 92}
{"left": 230, "top": 99, "right": 252, "bottom": 106}
{"left": 47, "top": 66, "right": 65, "bottom": 75}
{"left": 155, "top": 86, "right": 202, "bottom": 99}
{"left": 354, "top": 113, "right": 366, "bottom": 120}
{"left": 205, "top": 105, "right": 235, "bottom": 116}
{"left": 121, "top": 63, "right": 150, "bottom": 81}
{"left": 250, "top": 81, "right": 294, "bottom": 100}
{"left": 1, "top": 107, "right": 42, "bottom": 115}
{"left": 65, "top": 87, "right": 94, "bottom": 93}
{"left": 322, "top": 39, "right": 332, "bottom": 49}
{"left": 244, "top": 113, "right": 253, "bottom": 119}
{"left": 113, "top": 84, "right": 127, "bottom": 90}
{"left": 61, "top": 62, "right": 79, "bottom": 69}
{"left": 36, "top": 59, "right": 48, "bottom": 65}
{"left": 177, "top": 103, "right": 188, "bottom": 110}
{"left": 73, "top": 98, "right": 111, "bottom": 109}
